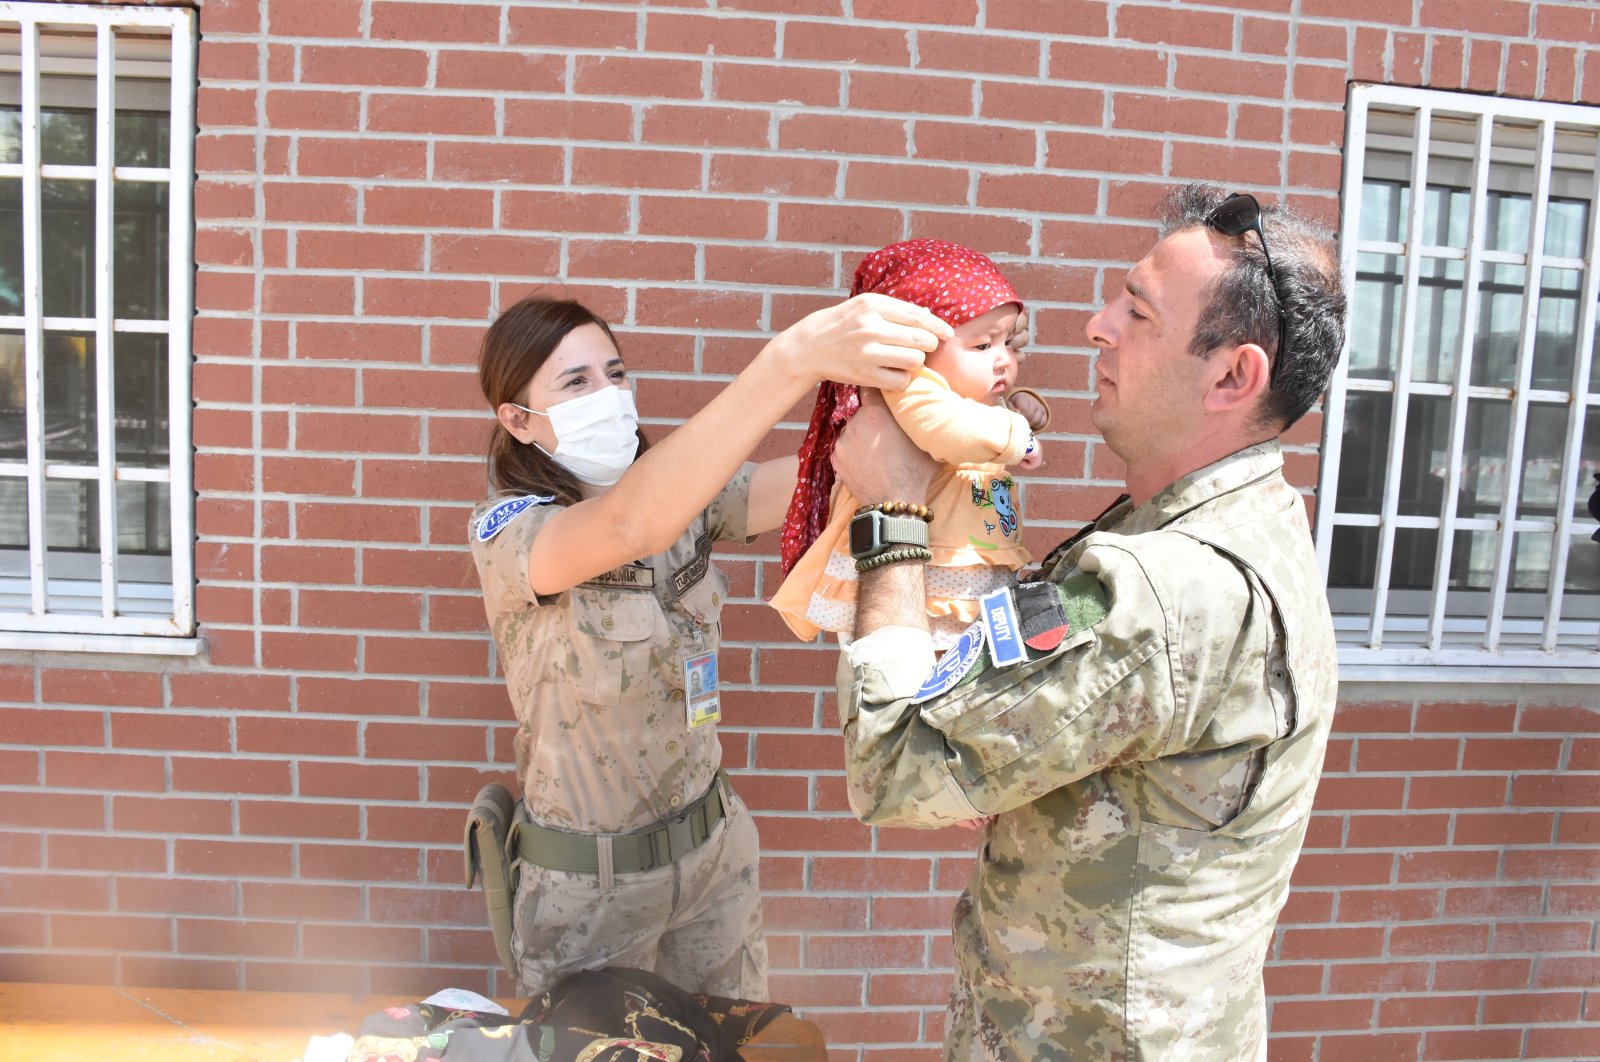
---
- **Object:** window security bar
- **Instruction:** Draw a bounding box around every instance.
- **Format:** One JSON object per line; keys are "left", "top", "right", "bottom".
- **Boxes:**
{"left": 1320, "top": 84, "right": 1600, "bottom": 666}
{"left": 0, "top": 2, "right": 195, "bottom": 639}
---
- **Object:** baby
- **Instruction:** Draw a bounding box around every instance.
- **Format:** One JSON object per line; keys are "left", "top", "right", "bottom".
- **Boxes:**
{"left": 771, "top": 239, "right": 1049, "bottom": 650}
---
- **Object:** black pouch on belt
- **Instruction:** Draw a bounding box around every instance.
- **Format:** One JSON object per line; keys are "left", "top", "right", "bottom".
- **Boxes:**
{"left": 463, "top": 783, "right": 518, "bottom": 981}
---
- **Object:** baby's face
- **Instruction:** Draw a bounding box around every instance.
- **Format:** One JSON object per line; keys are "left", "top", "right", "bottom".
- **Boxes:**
{"left": 925, "top": 303, "right": 1022, "bottom": 403}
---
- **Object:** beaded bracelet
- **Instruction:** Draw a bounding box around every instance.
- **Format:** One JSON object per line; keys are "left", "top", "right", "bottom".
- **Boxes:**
{"left": 853, "top": 501, "right": 934, "bottom": 522}
{"left": 855, "top": 546, "right": 932, "bottom": 573}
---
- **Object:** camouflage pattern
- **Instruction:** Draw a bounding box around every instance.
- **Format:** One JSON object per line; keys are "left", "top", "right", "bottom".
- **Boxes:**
{"left": 510, "top": 778, "right": 767, "bottom": 999}
{"left": 470, "top": 463, "right": 768, "bottom": 999}
{"left": 839, "top": 442, "right": 1338, "bottom": 1061}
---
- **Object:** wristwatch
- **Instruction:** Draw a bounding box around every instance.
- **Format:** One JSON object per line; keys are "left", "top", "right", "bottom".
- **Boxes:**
{"left": 848, "top": 509, "right": 930, "bottom": 561}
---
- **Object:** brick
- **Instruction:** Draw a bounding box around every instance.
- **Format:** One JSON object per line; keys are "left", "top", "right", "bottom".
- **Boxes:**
{"left": 1397, "top": 848, "right": 1502, "bottom": 883}
{"left": 260, "top": 544, "right": 357, "bottom": 585}
{"left": 1453, "top": 811, "right": 1556, "bottom": 846}
{"left": 915, "top": 120, "right": 1032, "bottom": 166}
{"left": 42, "top": 670, "right": 162, "bottom": 708}
{"left": 705, "top": 246, "right": 834, "bottom": 288}
{"left": 1408, "top": 775, "right": 1507, "bottom": 809}
{"left": 364, "top": 722, "right": 488, "bottom": 763}
{"left": 371, "top": 1, "right": 501, "bottom": 43}
{"left": 1273, "top": 997, "right": 1375, "bottom": 1031}
{"left": 1377, "top": 993, "right": 1480, "bottom": 1028}
{"left": 51, "top": 913, "right": 171, "bottom": 953}
{"left": 778, "top": 112, "right": 910, "bottom": 158}
{"left": 502, "top": 98, "right": 633, "bottom": 144}
{"left": 435, "top": 50, "right": 565, "bottom": 93}
{"left": 435, "top": 142, "right": 566, "bottom": 185}
{"left": 364, "top": 636, "right": 488, "bottom": 678}
{"left": 171, "top": 757, "right": 293, "bottom": 796}
{"left": 1049, "top": 41, "right": 1166, "bottom": 88}
{"left": 1537, "top": 3, "right": 1600, "bottom": 45}
{"left": 264, "top": 90, "right": 359, "bottom": 132}
{"left": 710, "top": 152, "right": 838, "bottom": 197}
{"left": 369, "top": 887, "right": 484, "bottom": 926}
{"left": 367, "top": 94, "right": 496, "bottom": 137}
{"left": 242, "top": 882, "right": 363, "bottom": 921}
{"left": 111, "top": 713, "right": 230, "bottom": 754}
{"left": 0, "top": 792, "right": 104, "bottom": 835}
{"left": 177, "top": 918, "right": 297, "bottom": 958}
{"left": 1277, "top": 926, "right": 1386, "bottom": 960}
{"left": 113, "top": 795, "right": 234, "bottom": 836}
{"left": 644, "top": 13, "right": 777, "bottom": 57}
{"left": 175, "top": 839, "right": 295, "bottom": 879}
{"left": 238, "top": 800, "right": 362, "bottom": 841}
{"left": 712, "top": 62, "right": 839, "bottom": 107}
{"left": 300, "top": 46, "right": 431, "bottom": 89}
{"left": 364, "top": 278, "right": 492, "bottom": 321}
{"left": 1491, "top": 921, "right": 1593, "bottom": 953}
{"left": 1337, "top": 888, "right": 1440, "bottom": 922}
{"left": 1112, "top": 92, "right": 1230, "bottom": 138}
{"left": 261, "top": 275, "right": 355, "bottom": 317}
{"left": 1356, "top": 737, "right": 1460, "bottom": 773}
{"left": 1512, "top": 773, "right": 1597, "bottom": 808}
{"left": 785, "top": 21, "right": 909, "bottom": 65}
{"left": 261, "top": 631, "right": 358, "bottom": 672}
{"left": 1345, "top": 812, "right": 1448, "bottom": 849}
{"left": 507, "top": 4, "right": 638, "bottom": 48}
{"left": 264, "top": 360, "right": 361, "bottom": 404}
{"left": 641, "top": 103, "right": 770, "bottom": 149}
{"left": 262, "top": 455, "right": 357, "bottom": 495}
{"left": 245, "top": 961, "right": 368, "bottom": 993}
{"left": 500, "top": 190, "right": 630, "bottom": 235}
{"left": 299, "top": 761, "right": 420, "bottom": 802}
{"left": 574, "top": 55, "right": 703, "bottom": 100}
{"left": 1120, "top": 4, "right": 1233, "bottom": 49}
{"left": 1327, "top": 960, "right": 1430, "bottom": 994}
{"left": 117, "top": 876, "right": 237, "bottom": 917}
{"left": 775, "top": 202, "right": 902, "bottom": 248}
{"left": 1527, "top": 1027, "right": 1600, "bottom": 1060}
{"left": 301, "top": 844, "right": 423, "bottom": 884}
{"left": 295, "top": 321, "right": 424, "bottom": 365}
{"left": 1519, "top": 703, "right": 1599, "bottom": 733}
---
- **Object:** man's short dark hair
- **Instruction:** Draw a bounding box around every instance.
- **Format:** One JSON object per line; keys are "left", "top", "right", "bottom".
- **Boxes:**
{"left": 1160, "top": 183, "right": 1347, "bottom": 430}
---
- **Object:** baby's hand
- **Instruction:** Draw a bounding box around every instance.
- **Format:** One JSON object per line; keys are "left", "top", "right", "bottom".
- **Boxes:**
{"left": 1017, "top": 446, "right": 1045, "bottom": 472}
{"left": 1006, "top": 389, "right": 1050, "bottom": 432}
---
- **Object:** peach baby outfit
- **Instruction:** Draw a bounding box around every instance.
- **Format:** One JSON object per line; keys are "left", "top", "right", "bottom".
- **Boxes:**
{"left": 770, "top": 239, "right": 1034, "bottom": 649}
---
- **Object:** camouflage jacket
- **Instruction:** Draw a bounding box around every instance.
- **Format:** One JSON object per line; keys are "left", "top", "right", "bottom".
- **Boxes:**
{"left": 469, "top": 465, "right": 754, "bottom": 834}
{"left": 839, "top": 442, "right": 1338, "bottom": 1061}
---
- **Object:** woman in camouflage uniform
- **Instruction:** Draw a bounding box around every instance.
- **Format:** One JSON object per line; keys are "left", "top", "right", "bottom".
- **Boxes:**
{"left": 469, "top": 293, "right": 947, "bottom": 999}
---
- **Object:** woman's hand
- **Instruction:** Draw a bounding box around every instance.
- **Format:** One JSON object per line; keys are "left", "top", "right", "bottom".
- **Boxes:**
{"left": 766, "top": 293, "right": 951, "bottom": 392}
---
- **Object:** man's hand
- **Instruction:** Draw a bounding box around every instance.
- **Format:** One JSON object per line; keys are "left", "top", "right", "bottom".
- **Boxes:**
{"left": 832, "top": 388, "right": 940, "bottom": 505}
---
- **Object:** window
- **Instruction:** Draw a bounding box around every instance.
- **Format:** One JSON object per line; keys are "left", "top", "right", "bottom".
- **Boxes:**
{"left": 1319, "top": 84, "right": 1599, "bottom": 674}
{"left": 0, "top": 3, "right": 196, "bottom": 652}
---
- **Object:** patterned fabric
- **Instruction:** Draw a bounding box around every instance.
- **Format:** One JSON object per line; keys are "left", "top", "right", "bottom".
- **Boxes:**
{"left": 779, "top": 240, "right": 1024, "bottom": 575}
{"left": 345, "top": 966, "right": 789, "bottom": 1062}
{"left": 838, "top": 442, "right": 1340, "bottom": 1061}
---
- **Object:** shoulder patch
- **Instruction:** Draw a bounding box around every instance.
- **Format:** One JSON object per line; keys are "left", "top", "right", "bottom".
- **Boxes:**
{"left": 1055, "top": 570, "right": 1110, "bottom": 632}
{"left": 475, "top": 495, "right": 554, "bottom": 542}
{"left": 911, "top": 620, "right": 986, "bottom": 704}
{"left": 979, "top": 586, "right": 1027, "bottom": 667}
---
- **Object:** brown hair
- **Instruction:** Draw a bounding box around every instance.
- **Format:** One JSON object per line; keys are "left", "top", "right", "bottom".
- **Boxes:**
{"left": 477, "top": 295, "right": 648, "bottom": 505}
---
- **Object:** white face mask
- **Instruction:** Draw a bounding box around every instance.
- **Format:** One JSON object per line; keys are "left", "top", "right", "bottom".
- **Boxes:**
{"left": 514, "top": 385, "right": 639, "bottom": 487}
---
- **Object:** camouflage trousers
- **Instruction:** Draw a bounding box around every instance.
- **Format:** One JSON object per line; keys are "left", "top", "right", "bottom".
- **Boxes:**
{"left": 510, "top": 790, "right": 769, "bottom": 1001}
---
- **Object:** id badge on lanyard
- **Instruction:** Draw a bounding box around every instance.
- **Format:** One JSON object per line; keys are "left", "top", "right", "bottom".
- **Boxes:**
{"left": 670, "top": 533, "right": 720, "bottom": 729}
{"left": 681, "top": 649, "right": 720, "bottom": 729}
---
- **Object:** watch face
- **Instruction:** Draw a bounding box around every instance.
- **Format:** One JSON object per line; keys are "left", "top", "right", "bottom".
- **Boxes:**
{"left": 848, "top": 512, "right": 877, "bottom": 556}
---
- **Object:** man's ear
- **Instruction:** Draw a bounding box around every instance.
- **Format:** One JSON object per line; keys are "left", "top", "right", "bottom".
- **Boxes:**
{"left": 1203, "top": 342, "right": 1271, "bottom": 414}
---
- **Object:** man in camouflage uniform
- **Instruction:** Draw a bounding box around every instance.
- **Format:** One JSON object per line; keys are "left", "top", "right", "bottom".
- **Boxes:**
{"left": 831, "top": 183, "right": 1348, "bottom": 1060}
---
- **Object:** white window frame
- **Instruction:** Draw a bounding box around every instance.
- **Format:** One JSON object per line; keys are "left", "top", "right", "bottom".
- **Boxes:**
{"left": 0, "top": 2, "right": 197, "bottom": 654}
{"left": 1320, "top": 83, "right": 1600, "bottom": 681}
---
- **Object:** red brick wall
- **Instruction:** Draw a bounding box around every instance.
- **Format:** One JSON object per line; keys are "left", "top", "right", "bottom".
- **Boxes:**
{"left": 3, "top": 2, "right": 1598, "bottom": 1059}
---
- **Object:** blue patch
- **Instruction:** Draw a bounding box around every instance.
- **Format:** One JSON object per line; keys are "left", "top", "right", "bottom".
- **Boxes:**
{"left": 980, "top": 586, "right": 1026, "bottom": 667}
{"left": 475, "top": 495, "right": 553, "bottom": 542}
{"left": 910, "top": 620, "right": 985, "bottom": 704}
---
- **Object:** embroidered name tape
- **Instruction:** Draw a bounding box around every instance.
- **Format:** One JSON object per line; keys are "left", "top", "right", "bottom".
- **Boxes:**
{"left": 911, "top": 620, "right": 985, "bottom": 704}
{"left": 980, "top": 586, "right": 1027, "bottom": 667}
{"left": 475, "top": 495, "right": 553, "bottom": 542}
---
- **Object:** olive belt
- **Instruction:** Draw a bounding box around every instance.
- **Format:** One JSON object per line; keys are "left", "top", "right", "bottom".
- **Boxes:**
{"left": 510, "top": 769, "right": 729, "bottom": 876}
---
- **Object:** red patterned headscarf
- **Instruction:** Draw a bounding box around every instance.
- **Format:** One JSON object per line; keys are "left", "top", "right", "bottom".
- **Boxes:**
{"left": 778, "top": 239, "right": 1023, "bottom": 574}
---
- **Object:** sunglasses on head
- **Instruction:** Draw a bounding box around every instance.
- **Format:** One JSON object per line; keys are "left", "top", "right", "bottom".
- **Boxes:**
{"left": 1204, "top": 192, "right": 1288, "bottom": 389}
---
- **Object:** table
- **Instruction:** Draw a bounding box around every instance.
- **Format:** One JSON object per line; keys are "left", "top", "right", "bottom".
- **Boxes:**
{"left": 0, "top": 982, "right": 826, "bottom": 1061}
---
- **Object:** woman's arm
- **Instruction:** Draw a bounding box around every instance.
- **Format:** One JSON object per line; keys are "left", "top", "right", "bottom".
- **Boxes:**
{"left": 746, "top": 455, "right": 800, "bottom": 536}
{"left": 525, "top": 295, "right": 950, "bottom": 596}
